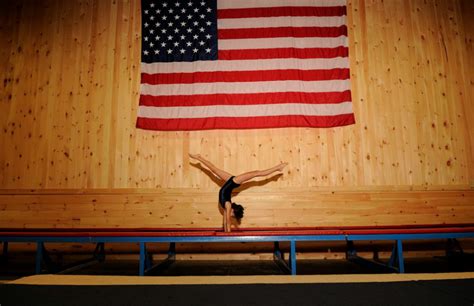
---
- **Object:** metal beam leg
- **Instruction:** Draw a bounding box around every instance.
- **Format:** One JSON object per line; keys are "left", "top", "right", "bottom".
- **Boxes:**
{"left": 168, "top": 242, "right": 176, "bottom": 259}
{"left": 446, "top": 238, "right": 464, "bottom": 257}
{"left": 57, "top": 243, "right": 106, "bottom": 275}
{"left": 347, "top": 240, "right": 399, "bottom": 273}
{"left": 388, "top": 243, "right": 397, "bottom": 268}
{"left": 397, "top": 240, "right": 405, "bottom": 273}
{"left": 441, "top": 238, "right": 474, "bottom": 261}
{"left": 35, "top": 242, "right": 43, "bottom": 274}
{"left": 145, "top": 242, "right": 176, "bottom": 275}
{"left": 139, "top": 242, "right": 146, "bottom": 276}
{"left": 274, "top": 241, "right": 282, "bottom": 260}
{"left": 290, "top": 240, "right": 296, "bottom": 275}
{"left": 94, "top": 242, "right": 106, "bottom": 262}
{"left": 273, "top": 242, "right": 290, "bottom": 274}
{"left": 1, "top": 242, "right": 8, "bottom": 263}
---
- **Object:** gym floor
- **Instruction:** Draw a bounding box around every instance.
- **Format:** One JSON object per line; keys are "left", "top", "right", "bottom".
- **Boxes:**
{"left": 2, "top": 253, "right": 474, "bottom": 280}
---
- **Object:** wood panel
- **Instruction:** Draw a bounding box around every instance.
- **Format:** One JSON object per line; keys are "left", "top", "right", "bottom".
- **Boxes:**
{"left": 0, "top": 0, "right": 472, "bottom": 190}
{"left": 1, "top": 189, "right": 473, "bottom": 228}
{"left": 460, "top": 0, "right": 474, "bottom": 187}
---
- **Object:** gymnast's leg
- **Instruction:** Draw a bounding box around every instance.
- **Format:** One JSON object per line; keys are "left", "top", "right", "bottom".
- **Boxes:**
{"left": 189, "top": 154, "right": 233, "bottom": 182}
{"left": 233, "top": 162, "right": 288, "bottom": 185}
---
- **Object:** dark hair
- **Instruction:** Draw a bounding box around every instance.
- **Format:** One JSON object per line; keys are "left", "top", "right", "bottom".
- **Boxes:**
{"left": 231, "top": 203, "right": 244, "bottom": 219}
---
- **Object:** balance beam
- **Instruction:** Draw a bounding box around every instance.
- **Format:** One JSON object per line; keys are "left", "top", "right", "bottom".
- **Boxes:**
{"left": 1, "top": 224, "right": 474, "bottom": 276}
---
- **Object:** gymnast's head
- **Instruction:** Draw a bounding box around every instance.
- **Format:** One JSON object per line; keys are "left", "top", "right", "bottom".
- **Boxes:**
{"left": 231, "top": 203, "right": 244, "bottom": 220}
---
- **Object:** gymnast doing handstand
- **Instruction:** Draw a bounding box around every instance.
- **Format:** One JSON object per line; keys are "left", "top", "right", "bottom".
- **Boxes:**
{"left": 189, "top": 154, "right": 288, "bottom": 232}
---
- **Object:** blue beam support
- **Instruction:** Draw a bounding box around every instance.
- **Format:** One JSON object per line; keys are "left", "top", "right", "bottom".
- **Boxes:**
{"left": 397, "top": 239, "right": 405, "bottom": 273}
{"left": 290, "top": 240, "right": 296, "bottom": 275}
{"left": 139, "top": 242, "right": 146, "bottom": 276}
{"left": 388, "top": 243, "right": 397, "bottom": 268}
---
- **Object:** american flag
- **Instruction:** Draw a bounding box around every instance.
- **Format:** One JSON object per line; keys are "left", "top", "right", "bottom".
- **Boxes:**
{"left": 137, "top": 0, "right": 355, "bottom": 130}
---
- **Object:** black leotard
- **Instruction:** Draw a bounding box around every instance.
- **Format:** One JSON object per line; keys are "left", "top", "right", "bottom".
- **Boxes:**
{"left": 219, "top": 176, "right": 240, "bottom": 208}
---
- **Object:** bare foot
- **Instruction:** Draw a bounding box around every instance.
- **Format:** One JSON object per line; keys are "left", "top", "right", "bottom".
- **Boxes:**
{"left": 189, "top": 153, "right": 201, "bottom": 160}
{"left": 277, "top": 162, "right": 288, "bottom": 171}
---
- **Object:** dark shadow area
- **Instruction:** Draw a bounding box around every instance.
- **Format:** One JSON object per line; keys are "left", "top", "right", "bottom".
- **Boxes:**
{"left": 1, "top": 279, "right": 473, "bottom": 306}
{"left": 151, "top": 260, "right": 285, "bottom": 276}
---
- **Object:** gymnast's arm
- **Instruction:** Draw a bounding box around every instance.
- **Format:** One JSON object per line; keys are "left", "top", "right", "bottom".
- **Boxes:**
{"left": 224, "top": 202, "right": 232, "bottom": 232}
{"left": 223, "top": 210, "right": 227, "bottom": 232}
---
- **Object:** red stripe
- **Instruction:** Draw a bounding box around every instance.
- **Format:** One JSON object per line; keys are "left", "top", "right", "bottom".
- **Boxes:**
{"left": 141, "top": 68, "right": 349, "bottom": 85}
{"left": 139, "top": 91, "right": 352, "bottom": 107}
{"left": 215, "top": 230, "right": 344, "bottom": 236}
{"left": 218, "top": 46, "right": 348, "bottom": 60}
{"left": 235, "top": 224, "right": 474, "bottom": 231}
{"left": 0, "top": 227, "right": 222, "bottom": 232}
{"left": 218, "top": 26, "right": 347, "bottom": 39}
{"left": 0, "top": 231, "right": 219, "bottom": 237}
{"left": 136, "top": 114, "right": 356, "bottom": 131}
{"left": 218, "top": 6, "right": 347, "bottom": 19}
{"left": 343, "top": 227, "right": 474, "bottom": 235}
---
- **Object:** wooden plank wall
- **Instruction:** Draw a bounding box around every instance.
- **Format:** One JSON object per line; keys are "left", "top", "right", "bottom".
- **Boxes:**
{"left": 1, "top": 190, "right": 473, "bottom": 228}
{"left": 0, "top": 0, "right": 473, "bottom": 229}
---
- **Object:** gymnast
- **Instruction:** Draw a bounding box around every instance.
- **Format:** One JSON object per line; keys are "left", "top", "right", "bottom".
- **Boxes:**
{"left": 189, "top": 154, "right": 288, "bottom": 232}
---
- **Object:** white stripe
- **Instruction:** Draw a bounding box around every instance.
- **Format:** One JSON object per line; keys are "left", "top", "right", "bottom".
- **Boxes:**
{"left": 219, "top": 37, "right": 347, "bottom": 50}
{"left": 140, "top": 80, "right": 351, "bottom": 96}
{"left": 218, "top": 0, "right": 347, "bottom": 10}
{"left": 218, "top": 16, "right": 347, "bottom": 29}
{"left": 141, "top": 57, "right": 349, "bottom": 74}
{"left": 138, "top": 102, "right": 353, "bottom": 119}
